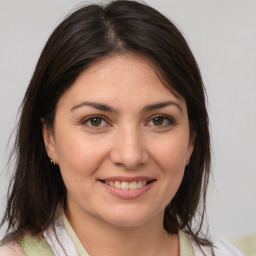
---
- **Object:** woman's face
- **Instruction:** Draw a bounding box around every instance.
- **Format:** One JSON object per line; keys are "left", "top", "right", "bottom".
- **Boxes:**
{"left": 43, "top": 53, "right": 194, "bottom": 228}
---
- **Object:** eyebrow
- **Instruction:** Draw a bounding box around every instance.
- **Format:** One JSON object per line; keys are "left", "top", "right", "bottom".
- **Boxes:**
{"left": 71, "top": 101, "right": 117, "bottom": 113}
{"left": 142, "top": 101, "right": 183, "bottom": 115}
{"left": 70, "top": 100, "right": 183, "bottom": 114}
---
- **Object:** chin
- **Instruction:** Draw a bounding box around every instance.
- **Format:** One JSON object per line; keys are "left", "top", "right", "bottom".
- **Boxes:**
{"left": 107, "top": 216, "right": 149, "bottom": 228}
{"left": 99, "top": 207, "right": 160, "bottom": 228}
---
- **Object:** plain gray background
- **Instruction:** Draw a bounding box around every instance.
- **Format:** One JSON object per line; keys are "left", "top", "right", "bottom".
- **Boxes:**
{"left": 0, "top": 0, "right": 255, "bottom": 239}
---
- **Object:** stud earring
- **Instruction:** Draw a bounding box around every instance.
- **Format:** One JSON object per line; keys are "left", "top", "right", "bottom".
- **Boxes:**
{"left": 50, "top": 159, "right": 56, "bottom": 165}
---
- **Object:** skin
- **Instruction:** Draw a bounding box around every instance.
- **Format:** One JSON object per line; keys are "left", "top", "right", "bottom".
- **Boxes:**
{"left": 43, "top": 53, "right": 194, "bottom": 256}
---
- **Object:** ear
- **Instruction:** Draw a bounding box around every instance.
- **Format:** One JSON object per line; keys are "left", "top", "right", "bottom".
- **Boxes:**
{"left": 42, "top": 121, "right": 58, "bottom": 164}
{"left": 186, "top": 132, "right": 196, "bottom": 166}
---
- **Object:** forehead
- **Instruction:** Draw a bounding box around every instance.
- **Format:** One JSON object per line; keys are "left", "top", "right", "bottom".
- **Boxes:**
{"left": 56, "top": 53, "right": 185, "bottom": 111}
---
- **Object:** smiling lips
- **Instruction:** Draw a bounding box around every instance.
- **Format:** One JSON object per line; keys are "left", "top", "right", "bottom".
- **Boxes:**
{"left": 100, "top": 177, "right": 156, "bottom": 199}
{"left": 104, "top": 180, "right": 147, "bottom": 190}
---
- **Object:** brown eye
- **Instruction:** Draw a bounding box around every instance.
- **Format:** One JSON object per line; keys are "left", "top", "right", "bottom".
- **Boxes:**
{"left": 82, "top": 115, "right": 109, "bottom": 128}
{"left": 90, "top": 117, "right": 102, "bottom": 127}
{"left": 147, "top": 115, "right": 174, "bottom": 127}
{"left": 152, "top": 116, "right": 164, "bottom": 126}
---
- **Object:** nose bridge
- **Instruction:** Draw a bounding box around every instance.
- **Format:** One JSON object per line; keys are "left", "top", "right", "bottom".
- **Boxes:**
{"left": 109, "top": 124, "right": 148, "bottom": 169}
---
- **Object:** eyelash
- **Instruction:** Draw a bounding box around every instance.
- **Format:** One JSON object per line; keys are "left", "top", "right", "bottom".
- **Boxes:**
{"left": 81, "top": 115, "right": 110, "bottom": 128}
{"left": 81, "top": 114, "right": 175, "bottom": 129}
{"left": 146, "top": 114, "right": 175, "bottom": 128}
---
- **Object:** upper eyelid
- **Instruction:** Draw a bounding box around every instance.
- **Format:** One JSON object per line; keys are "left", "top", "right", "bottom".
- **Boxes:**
{"left": 81, "top": 114, "right": 109, "bottom": 122}
{"left": 146, "top": 114, "right": 175, "bottom": 126}
{"left": 81, "top": 115, "right": 111, "bottom": 128}
{"left": 147, "top": 114, "right": 174, "bottom": 122}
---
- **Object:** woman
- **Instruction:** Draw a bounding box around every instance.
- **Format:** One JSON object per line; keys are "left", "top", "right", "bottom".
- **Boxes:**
{"left": 0, "top": 1, "right": 244, "bottom": 255}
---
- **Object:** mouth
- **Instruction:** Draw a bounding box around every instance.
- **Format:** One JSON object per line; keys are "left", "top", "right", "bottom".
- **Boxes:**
{"left": 100, "top": 180, "right": 154, "bottom": 190}
{"left": 98, "top": 177, "right": 156, "bottom": 199}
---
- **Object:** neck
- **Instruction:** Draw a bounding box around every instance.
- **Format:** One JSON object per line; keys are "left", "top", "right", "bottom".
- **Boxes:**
{"left": 65, "top": 205, "right": 178, "bottom": 256}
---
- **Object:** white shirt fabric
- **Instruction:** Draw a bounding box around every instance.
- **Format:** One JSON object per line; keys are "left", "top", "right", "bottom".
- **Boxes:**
{"left": 0, "top": 212, "right": 245, "bottom": 256}
{"left": 43, "top": 211, "right": 245, "bottom": 256}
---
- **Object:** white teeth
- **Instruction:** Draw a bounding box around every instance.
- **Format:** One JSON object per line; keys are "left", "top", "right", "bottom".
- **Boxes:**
{"left": 121, "top": 181, "right": 129, "bottom": 190}
{"left": 105, "top": 180, "right": 149, "bottom": 190}
{"left": 114, "top": 180, "right": 121, "bottom": 189}
{"left": 129, "top": 181, "right": 137, "bottom": 190}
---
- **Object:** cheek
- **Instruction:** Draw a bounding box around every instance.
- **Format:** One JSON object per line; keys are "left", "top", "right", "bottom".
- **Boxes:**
{"left": 151, "top": 137, "right": 188, "bottom": 195}
{"left": 54, "top": 133, "right": 106, "bottom": 181}
{"left": 152, "top": 138, "right": 188, "bottom": 171}
{"left": 56, "top": 140, "right": 107, "bottom": 204}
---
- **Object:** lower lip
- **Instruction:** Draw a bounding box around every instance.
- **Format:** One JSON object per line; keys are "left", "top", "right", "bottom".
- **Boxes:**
{"left": 100, "top": 181, "right": 154, "bottom": 199}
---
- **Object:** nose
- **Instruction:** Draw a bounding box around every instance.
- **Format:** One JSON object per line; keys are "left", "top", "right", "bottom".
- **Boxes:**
{"left": 109, "top": 127, "right": 149, "bottom": 170}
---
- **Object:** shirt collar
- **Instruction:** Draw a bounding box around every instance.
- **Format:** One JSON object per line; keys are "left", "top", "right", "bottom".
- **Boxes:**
{"left": 62, "top": 210, "right": 195, "bottom": 256}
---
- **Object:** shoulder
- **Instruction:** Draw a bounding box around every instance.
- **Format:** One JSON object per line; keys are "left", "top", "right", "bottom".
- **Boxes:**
{"left": 192, "top": 239, "right": 245, "bottom": 256}
{"left": 0, "top": 242, "right": 26, "bottom": 256}
{"left": 19, "top": 233, "right": 54, "bottom": 256}
{"left": 228, "top": 234, "right": 256, "bottom": 256}
{"left": 0, "top": 233, "right": 54, "bottom": 256}
{"left": 213, "top": 239, "right": 245, "bottom": 256}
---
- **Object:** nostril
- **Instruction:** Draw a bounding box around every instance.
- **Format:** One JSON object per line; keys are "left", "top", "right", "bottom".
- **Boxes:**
{"left": 108, "top": 138, "right": 149, "bottom": 170}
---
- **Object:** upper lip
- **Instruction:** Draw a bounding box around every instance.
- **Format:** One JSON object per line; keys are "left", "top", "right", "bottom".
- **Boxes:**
{"left": 99, "top": 176, "right": 156, "bottom": 182}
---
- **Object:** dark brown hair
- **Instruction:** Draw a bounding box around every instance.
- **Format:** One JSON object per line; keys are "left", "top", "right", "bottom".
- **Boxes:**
{"left": 1, "top": 0, "right": 211, "bottom": 248}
